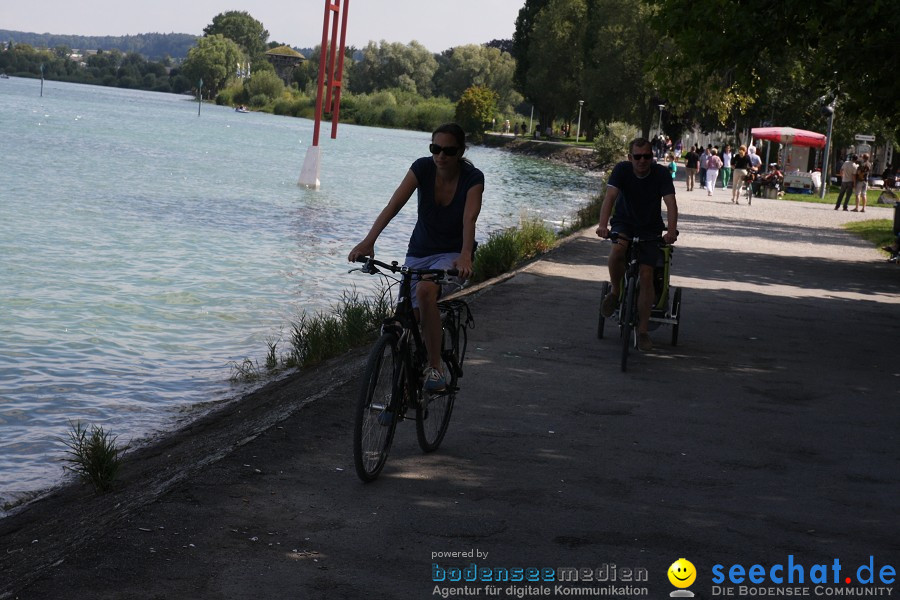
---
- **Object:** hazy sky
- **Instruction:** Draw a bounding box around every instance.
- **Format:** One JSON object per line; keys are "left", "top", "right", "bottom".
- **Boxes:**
{"left": 2, "top": 1, "right": 524, "bottom": 52}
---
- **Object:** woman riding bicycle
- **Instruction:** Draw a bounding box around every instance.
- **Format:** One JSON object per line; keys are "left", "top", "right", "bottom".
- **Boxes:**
{"left": 348, "top": 123, "right": 484, "bottom": 392}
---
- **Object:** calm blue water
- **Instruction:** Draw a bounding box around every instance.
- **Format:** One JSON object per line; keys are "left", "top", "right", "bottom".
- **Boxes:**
{"left": 0, "top": 77, "right": 598, "bottom": 510}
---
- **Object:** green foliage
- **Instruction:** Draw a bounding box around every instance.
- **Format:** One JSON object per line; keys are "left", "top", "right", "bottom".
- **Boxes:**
{"left": 181, "top": 34, "right": 244, "bottom": 98}
{"left": 286, "top": 288, "right": 391, "bottom": 369}
{"left": 472, "top": 229, "right": 520, "bottom": 282}
{"left": 203, "top": 10, "right": 269, "bottom": 58}
{"left": 61, "top": 421, "right": 128, "bottom": 493}
{"left": 455, "top": 86, "right": 499, "bottom": 139}
{"left": 844, "top": 219, "right": 896, "bottom": 251}
{"left": 434, "top": 44, "right": 519, "bottom": 109}
{"left": 348, "top": 40, "right": 438, "bottom": 97}
{"left": 248, "top": 93, "right": 268, "bottom": 108}
{"left": 522, "top": 0, "right": 587, "bottom": 128}
{"left": 593, "top": 123, "right": 629, "bottom": 169}
{"left": 344, "top": 90, "right": 454, "bottom": 130}
{"left": 651, "top": 0, "right": 898, "bottom": 137}
{"left": 245, "top": 69, "right": 284, "bottom": 101}
{"left": 216, "top": 81, "right": 246, "bottom": 106}
{"left": 471, "top": 217, "right": 557, "bottom": 283}
{"left": 0, "top": 29, "right": 196, "bottom": 61}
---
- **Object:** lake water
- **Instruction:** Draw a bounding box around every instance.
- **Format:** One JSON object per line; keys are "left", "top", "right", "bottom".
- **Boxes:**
{"left": 0, "top": 77, "right": 599, "bottom": 512}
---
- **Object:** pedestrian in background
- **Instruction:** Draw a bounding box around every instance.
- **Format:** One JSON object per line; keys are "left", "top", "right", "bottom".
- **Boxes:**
{"left": 699, "top": 146, "right": 710, "bottom": 188}
{"left": 853, "top": 153, "right": 872, "bottom": 212}
{"left": 731, "top": 145, "right": 752, "bottom": 204}
{"left": 834, "top": 154, "right": 858, "bottom": 211}
{"left": 684, "top": 145, "right": 699, "bottom": 191}
{"left": 705, "top": 148, "right": 722, "bottom": 196}
{"left": 722, "top": 145, "right": 733, "bottom": 189}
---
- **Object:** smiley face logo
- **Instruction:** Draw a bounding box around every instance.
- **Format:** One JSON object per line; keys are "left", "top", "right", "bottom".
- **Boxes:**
{"left": 668, "top": 558, "right": 697, "bottom": 588}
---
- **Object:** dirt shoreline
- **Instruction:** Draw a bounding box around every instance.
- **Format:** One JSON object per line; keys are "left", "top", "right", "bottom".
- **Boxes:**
{"left": 479, "top": 133, "right": 598, "bottom": 171}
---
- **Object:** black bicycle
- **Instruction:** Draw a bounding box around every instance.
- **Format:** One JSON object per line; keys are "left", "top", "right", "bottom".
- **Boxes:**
{"left": 597, "top": 234, "right": 682, "bottom": 372}
{"left": 350, "top": 257, "right": 473, "bottom": 482}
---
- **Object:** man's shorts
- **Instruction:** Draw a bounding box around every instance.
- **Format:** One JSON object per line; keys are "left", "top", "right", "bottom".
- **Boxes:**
{"left": 609, "top": 222, "right": 664, "bottom": 267}
{"left": 404, "top": 252, "right": 463, "bottom": 308}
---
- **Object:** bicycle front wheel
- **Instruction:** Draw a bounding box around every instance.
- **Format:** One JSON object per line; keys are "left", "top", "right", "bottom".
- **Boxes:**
{"left": 620, "top": 277, "right": 636, "bottom": 372}
{"left": 353, "top": 333, "right": 400, "bottom": 482}
{"left": 416, "top": 334, "right": 456, "bottom": 452}
{"left": 597, "top": 281, "right": 610, "bottom": 339}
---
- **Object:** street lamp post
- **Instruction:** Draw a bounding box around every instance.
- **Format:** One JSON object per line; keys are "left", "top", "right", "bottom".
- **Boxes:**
{"left": 575, "top": 100, "right": 584, "bottom": 143}
{"left": 820, "top": 99, "right": 836, "bottom": 198}
{"left": 657, "top": 104, "right": 665, "bottom": 138}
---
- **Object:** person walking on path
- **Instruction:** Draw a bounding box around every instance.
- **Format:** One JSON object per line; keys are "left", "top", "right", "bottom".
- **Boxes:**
{"left": 722, "top": 145, "right": 733, "bottom": 188}
{"left": 834, "top": 155, "right": 858, "bottom": 211}
{"left": 731, "top": 145, "right": 752, "bottom": 204}
{"left": 705, "top": 148, "right": 723, "bottom": 196}
{"left": 684, "top": 146, "right": 699, "bottom": 191}
{"left": 596, "top": 137, "right": 679, "bottom": 352}
{"left": 853, "top": 153, "right": 872, "bottom": 212}
{"left": 699, "top": 146, "right": 710, "bottom": 188}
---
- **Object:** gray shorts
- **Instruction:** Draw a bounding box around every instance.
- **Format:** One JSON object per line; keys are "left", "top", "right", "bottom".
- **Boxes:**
{"left": 404, "top": 252, "right": 462, "bottom": 308}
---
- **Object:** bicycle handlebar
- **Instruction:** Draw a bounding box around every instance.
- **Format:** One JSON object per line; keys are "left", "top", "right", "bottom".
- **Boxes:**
{"left": 353, "top": 256, "right": 460, "bottom": 278}
{"left": 609, "top": 232, "right": 676, "bottom": 245}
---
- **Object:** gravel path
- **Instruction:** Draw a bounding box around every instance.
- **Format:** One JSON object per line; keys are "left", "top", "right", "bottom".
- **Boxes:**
{"left": 673, "top": 180, "right": 894, "bottom": 259}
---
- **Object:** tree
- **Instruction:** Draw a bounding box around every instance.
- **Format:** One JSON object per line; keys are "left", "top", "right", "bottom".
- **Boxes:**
{"left": 521, "top": 0, "right": 587, "bottom": 128}
{"left": 511, "top": 0, "right": 552, "bottom": 94}
{"left": 348, "top": 41, "right": 438, "bottom": 97}
{"left": 648, "top": 0, "right": 898, "bottom": 136}
{"left": 245, "top": 70, "right": 284, "bottom": 103}
{"left": 455, "top": 85, "right": 499, "bottom": 138}
{"left": 181, "top": 34, "right": 244, "bottom": 98}
{"left": 203, "top": 11, "right": 269, "bottom": 59}
{"left": 433, "top": 44, "right": 519, "bottom": 110}
{"left": 581, "top": 0, "right": 665, "bottom": 139}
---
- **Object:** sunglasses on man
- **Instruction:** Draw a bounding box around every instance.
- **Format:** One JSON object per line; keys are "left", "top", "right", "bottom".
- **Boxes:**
{"left": 429, "top": 143, "right": 460, "bottom": 156}
{"left": 630, "top": 153, "right": 654, "bottom": 161}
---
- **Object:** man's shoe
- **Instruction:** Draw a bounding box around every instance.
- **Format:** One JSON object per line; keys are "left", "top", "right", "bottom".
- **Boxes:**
{"left": 423, "top": 367, "right": 446, "bottom": 392}
{"left": 638, "top": 332, "right": 653, "bottom": 352}
{"left": 601, "top": 292, "right": 618, "bottom": 318}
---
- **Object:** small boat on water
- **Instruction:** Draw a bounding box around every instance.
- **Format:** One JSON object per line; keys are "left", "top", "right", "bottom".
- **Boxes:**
{"left": 0, "top": 74, "right": 9, "bottom": 79}
{"left": 235, "top": 105, "right": 249, "bottom": 113}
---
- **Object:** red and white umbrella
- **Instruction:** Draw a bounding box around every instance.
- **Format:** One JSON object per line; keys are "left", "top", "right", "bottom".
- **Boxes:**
{"left": 750, "top": 127, "right": 827, "bottom": 149}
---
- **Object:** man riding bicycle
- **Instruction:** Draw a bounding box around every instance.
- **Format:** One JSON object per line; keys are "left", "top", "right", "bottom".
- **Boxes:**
{"left": 597, "top": 138, "right": 679, "bottom": 352}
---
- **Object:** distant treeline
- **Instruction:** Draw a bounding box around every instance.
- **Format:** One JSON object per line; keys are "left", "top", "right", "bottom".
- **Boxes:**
{"left": 0, "top": 30, "right": 197, "bottom": 60}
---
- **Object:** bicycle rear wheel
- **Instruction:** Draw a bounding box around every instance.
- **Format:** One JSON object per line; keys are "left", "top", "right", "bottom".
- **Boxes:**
{"left": 620, "top": 277, "right": 636, "bottom": 372}
{"left": 671, "top": 287, "right": 682, "bottom": 346}
{"left": 353, "top": 333, "right": 400, "bottom": 482}
{"left": 416, "top": 331, "right": 457, "bottom": 452}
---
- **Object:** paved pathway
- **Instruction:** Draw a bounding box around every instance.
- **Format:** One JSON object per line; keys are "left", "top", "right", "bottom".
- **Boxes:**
{"left": 3, "top": 181, "right": 898, "bottom": 599}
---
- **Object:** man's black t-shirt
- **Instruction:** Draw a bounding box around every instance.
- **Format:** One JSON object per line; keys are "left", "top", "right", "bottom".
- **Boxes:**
{"left": 608, "top": 160, "right": 675, "bottom": 235}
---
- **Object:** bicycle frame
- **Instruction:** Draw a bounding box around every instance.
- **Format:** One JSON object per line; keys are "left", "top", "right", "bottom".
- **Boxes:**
{"left": 612, "top": 235, "right": 677, "bottom": 325}
{"left": 351, "top": 257, "right": 470, "bottom": 480}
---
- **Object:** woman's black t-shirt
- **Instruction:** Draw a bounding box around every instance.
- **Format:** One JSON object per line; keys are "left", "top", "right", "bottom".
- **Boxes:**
{"left": 406, "top": 157, "right": 485, "bottom": 258}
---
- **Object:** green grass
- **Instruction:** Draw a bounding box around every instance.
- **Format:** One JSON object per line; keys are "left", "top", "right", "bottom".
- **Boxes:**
{"left": 844, "top": 219, "right": 896, "bottom": 253}
{"left": 470, "top": 215, "right": 557, "bottom": 283}
{"left": 61, "top": 421, "right": 128, "bottom": 493}
{"left": 772, "top": 185, "right": 897, "bottom": 207}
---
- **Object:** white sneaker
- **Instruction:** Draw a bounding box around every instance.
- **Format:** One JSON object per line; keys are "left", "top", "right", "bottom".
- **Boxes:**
{"left": 423, "top": 367, "right": 446, "bottom": 392}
